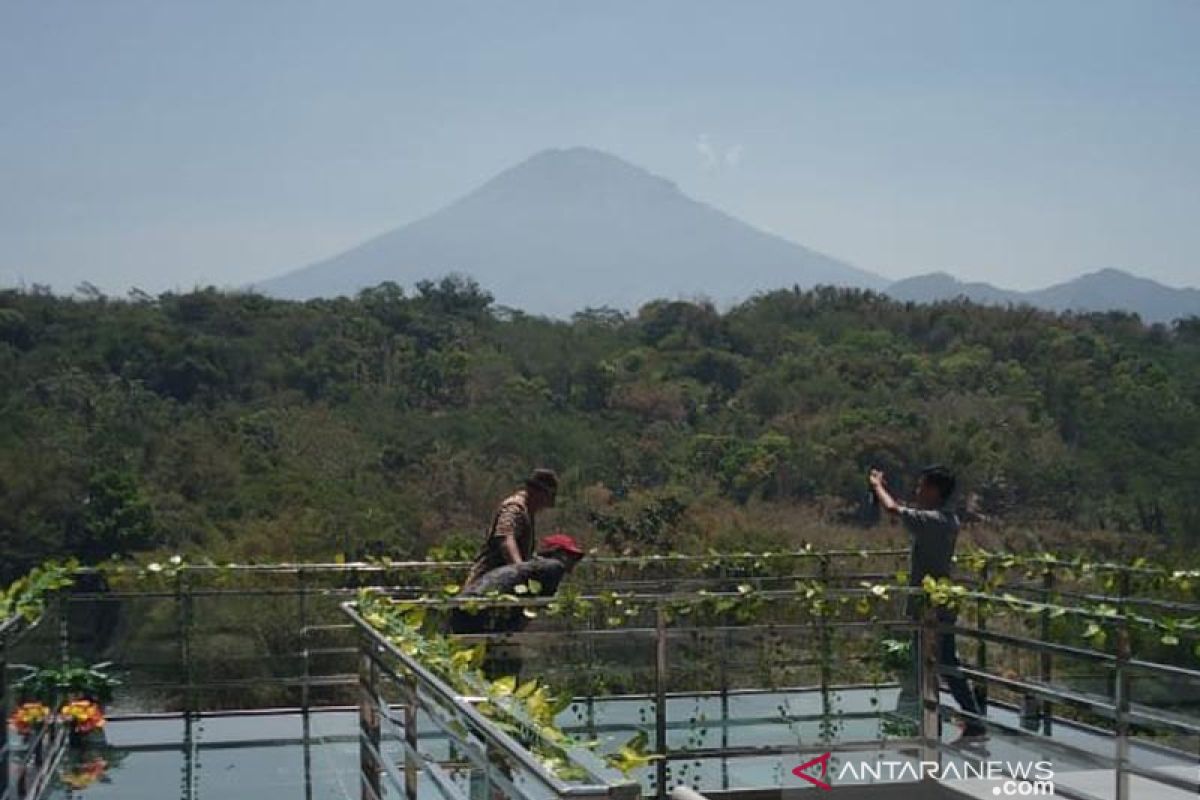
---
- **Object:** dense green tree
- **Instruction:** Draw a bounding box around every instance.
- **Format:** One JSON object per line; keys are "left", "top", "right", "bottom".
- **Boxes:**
{"left": 1, "top": 282, "right": 1198, "bottom": 572}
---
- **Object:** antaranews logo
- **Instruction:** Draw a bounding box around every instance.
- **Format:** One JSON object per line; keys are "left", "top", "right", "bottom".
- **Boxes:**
{"left": 792, "top": 755, "right": 1056, "bottom": 795}
{"left": 790, "top": 753, "right": 832, "bottom": 790}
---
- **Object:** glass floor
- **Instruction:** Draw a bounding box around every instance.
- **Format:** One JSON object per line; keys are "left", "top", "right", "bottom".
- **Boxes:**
{"left": 35, "top": 688, "right": 1198, "bottom": 799}
{"left": 43, "top": 710, "right": 361, "bottom": 800}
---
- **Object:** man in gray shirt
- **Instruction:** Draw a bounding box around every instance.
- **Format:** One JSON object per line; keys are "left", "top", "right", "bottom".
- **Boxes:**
{"left": 870, "top": 464, "right": 987, "bottom": 743}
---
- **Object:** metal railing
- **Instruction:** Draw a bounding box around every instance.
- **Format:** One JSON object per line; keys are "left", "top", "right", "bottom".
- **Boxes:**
{"left": 3, "top": 549, "right": 1199, "bottom": 799}
{"left": 346, "top": 601, "right": 642, "bottom": 800}
{"left": 47, "top": 550, "right": 911, "bottom": 713}
{"left": 346, "top": 580, "right": 1200, "bottom": 800}
{"left": 1, "top": 551, "right": 911, "bottom": 799}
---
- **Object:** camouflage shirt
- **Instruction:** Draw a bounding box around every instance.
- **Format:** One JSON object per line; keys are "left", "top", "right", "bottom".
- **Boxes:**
{"left": 463, "top": 491, "right": 535, "bottom": 589}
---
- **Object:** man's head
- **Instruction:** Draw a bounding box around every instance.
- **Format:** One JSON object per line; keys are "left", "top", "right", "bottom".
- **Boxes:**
{"left": 524, "top": 468, "right": 559, "bottom": 511}
{"left": 537, "top": 533, "right": 585, "bottom": 572}
{"left": 915, "top": 464, "right": 956, "bottom": 508}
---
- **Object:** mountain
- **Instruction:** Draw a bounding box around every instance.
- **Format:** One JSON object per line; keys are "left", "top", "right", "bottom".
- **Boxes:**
{"left": 887, "top": 269, "right": 1200, "bottom": 324}
{"left": 255, "top": 147, "right": 885, "bottom": 316}
{"left": 883, "top": 272, "right": 1026, "bottom": 307}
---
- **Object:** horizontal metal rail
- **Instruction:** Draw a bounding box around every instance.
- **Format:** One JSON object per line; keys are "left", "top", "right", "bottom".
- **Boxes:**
{"left": 943, "top": 622, "right": 1200, "bottom": 682}
{"left": 106, "top": 704, "right": 362, "bottom": 721}
{"left": 969, "top": 578, "right": 1200, "bottom": 615}
{"left": 114, "top": 674, "right": 356, "bottom": 691}
{"left": 952, "top": 661, "right": 1200, "bottom": 740}
{"left": 661, "top": 737, "right": 922, "bottom": 762}
{"left": 450, "top": 619, "right": 915, "bottom": 642}
{"left": 60, "top": 547, "right": 910, "bottom": 578}
{"left": 957, "top": 552, "right": 1185, "bottom": 578}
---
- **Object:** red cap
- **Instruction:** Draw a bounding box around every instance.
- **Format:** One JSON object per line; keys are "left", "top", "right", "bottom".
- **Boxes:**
{"left": 538, "top": 533, "right": 585, "bottom": 557}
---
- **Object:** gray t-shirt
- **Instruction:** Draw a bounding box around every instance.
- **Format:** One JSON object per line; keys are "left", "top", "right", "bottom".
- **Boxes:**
{"left": 899, "top": 505, "right": 959, "bottom": 617}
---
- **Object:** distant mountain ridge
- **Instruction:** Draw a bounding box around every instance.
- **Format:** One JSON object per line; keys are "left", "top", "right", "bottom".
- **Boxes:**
{"left": 255, "top": 147, "right": 885, "bottom": 316}
{"left": 256, "top": 146, "right": 1198, "bottom": 323}
{"left": 886, "top": 269, "right": 1200, "bottom": 324}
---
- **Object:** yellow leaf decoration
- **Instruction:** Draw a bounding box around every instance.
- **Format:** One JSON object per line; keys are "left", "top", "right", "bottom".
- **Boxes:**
{"left": 606, "top": 731, "right": 663, "bottom": 776}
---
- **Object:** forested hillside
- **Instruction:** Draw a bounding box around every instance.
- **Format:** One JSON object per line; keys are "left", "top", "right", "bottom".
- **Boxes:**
{"left": 2, "top": 278, "right": 1197, "bottom": 579}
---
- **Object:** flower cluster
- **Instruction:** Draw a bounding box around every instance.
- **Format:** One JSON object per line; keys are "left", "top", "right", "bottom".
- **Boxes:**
{"left": 7, "top": 702, "right": 51, "bottom": 735}
{"left": 59, "top": 699, "right": 105, "bottom": 735}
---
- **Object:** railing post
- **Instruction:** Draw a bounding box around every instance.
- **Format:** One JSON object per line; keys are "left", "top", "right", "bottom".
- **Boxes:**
{"left": 404, "top": 672, "right": 419, "bottom": 800}
{"left": 177, "top": 569, "right": 194, "bottom": 716}
{"left": 182, "top": 709, "right": 196, "bottom": 800}
{"left": 58, "top": 595, "right": 70, "bottom": 671}
{"left": 654, "top": 601, "right": 668, "bottom": 800}
{"left": 299, "top": 568, "right": 310, "bottom": 715}
{"left": 1113, "top": 570, "right": 1131, "bottom": 800}
{"left": 302, "top": 708, "right": 314, "bottom": 800}
{"left": 1113, "top": 628, "right": 1131, "bottom": 800}
{"left": 975, "top": 561, "right": 988, "bottom": 713}
{"left": 817, "top": 556, "right": 833, "bottom": 743}
{"left": 174, "top": 568, "right": 197, "bottom": 799}
{"left": 1039, "top": 566, "right": 1054, "bottom": 735}
{"left": 720, "top": 625, "right": 730, "bottom": 791}
{"left": 358, "top": 644, "right": 382, "bottom": 800}
{"left": 299, "top": 568, "right": 313, "bottom": 800}
{"left": 919, "top": 607, "right": 941, "bottom": 765}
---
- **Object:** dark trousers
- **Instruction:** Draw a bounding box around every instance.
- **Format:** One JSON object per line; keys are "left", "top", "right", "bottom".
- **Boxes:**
{"left": 898, "top": 629, "right": 984, "bottom": 727}
{"left": 938, "top": 632, "right": 984, "bottom": 724}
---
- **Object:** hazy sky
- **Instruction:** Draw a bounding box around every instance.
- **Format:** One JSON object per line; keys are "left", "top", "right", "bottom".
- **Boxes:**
{"left": 3, "top": 0, "right": 1198, "bottom": 295}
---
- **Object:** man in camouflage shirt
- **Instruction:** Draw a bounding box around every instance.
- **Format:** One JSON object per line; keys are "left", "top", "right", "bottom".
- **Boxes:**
{"left": 462, "top": 468, "right": 559, "bottom": 590}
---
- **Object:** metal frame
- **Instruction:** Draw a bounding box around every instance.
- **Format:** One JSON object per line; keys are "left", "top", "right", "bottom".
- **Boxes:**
{"left": 344, "top": 602, "right": 642, "bottom": 800}
{"left": 46, "top": 550, "right": 914, "bottom": 715}
{"left": 346, "top": 578, "right": 1200, "bottom": 800}
{"left": 4, "top": 550, "right": 1199, "bottom": 800}
{"left": 346, "top": 591, "right": 929, "bottom": 800}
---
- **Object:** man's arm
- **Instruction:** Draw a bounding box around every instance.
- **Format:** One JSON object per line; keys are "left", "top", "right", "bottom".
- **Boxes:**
{"left": 493, "top": 505, "right": 525, "bottom": 565}
{"left": 868, "top": 469, "right": 903, "bottom": 516}
{"left": 870, "top": 470, "right": 944, "bottom": 530}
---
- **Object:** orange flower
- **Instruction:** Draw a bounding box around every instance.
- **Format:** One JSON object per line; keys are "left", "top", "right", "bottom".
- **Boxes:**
{"left": 59, "top": 699, "right": 106, "bottom": 735}
{"left": 7, "top": 702, "right": 51, "bottom": 735}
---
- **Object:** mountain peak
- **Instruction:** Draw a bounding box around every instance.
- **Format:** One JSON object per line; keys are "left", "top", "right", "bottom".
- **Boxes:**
{"left": 471, "top": 146, "right": 680, "bottom": 206}
{"left": 1071, "top": 267, "right": 1134, "bottom": 283}
{"left": 255, "top": 147, "right": 883, "bottom": 316}
{"left": 526, "top": 145, "right": 632, "bottom": 166}
{"left": 1067, "top": 268, "right": 1177, "bottom": 289}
